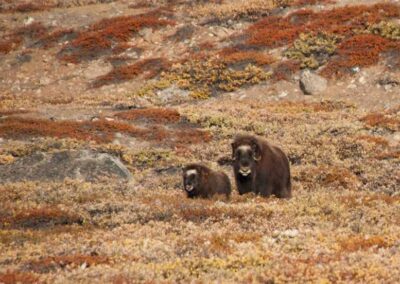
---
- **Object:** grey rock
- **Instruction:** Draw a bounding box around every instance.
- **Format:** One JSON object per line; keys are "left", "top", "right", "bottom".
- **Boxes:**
{"left": 0, "top": 150, "right": 133, "bottom": 183}
{"left": 139, "top": 28, "right": 153, "bottom": 42}
{"left": 156, "top": 85, "right": 190, "bottom": 103}
{"left": 299, "top": 69, "right": 327, "bottom": 95}
{"left": 84, "top": 60, "right": 112, "bottom": 80}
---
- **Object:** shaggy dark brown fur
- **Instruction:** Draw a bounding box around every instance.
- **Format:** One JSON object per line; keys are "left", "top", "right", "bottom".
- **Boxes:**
{"left": 182, "top": 163, "right": 231, "bottom": 199}
{"left": 231, "top": 134, "right": 291, "bottom": 198}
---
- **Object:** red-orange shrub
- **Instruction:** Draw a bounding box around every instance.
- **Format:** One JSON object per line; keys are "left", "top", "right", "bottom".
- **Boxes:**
{"left": 59, "top": 14, "right": 175, "bottom": 62}
{"left": 246, "top": 4, "right": 400, "bottom": 48}
{"left": 0, "top": 117, "right": 145, "bottom": 143}
{"left": 115, "top": 108, "right": 181, "bottom": 123}
{"left": 27, "top": 254, "right": 109, "bottom": 273}
{"left": 0, "top": 116, "right": 211, "bottom": 147}
{"left": 0, "top": 272, "right": 38, "bottom": 284}
{"left": 35, "top": 28, "right": 76, "bottom": 49}
{"left": 93, "top": 58, "right": 170, "bottom": 87}
{"left": 0, "top": 22, "right": 48, "bottom": 54}
{"left": 322, "top": 34, "right": 394, "bottom": 77}
{"left": 219, "top": 47, "right": 275, "bottom": 66}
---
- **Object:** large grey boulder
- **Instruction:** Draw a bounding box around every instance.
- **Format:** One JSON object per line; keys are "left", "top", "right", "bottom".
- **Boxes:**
{"left": 299, "top": 69, "right": 328, "bottom": 95}
{"left": 0, "top": 150, "right": 133, "bottom": 183}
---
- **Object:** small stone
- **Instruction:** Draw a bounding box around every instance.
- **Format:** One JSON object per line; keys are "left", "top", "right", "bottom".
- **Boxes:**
{"left": 358, "top": 76, "right": 366, "bottom": 84}
{"left": 392, "top": 132, "right": 400, "bottom": 142}
{"left": 272, "top": 230, "right": 280, "bottom": 238}
{"left": 39, "top": 77, "right": 51, "bottom": 86}
{"left": 299, "top": 69, "right": 327, "bottom": 95}
{"left": 384, "top": 84, "right": 392, "bottom": 91}
{"left": 281, "top": 229, "right": 299, "bottom": 238}
{"left": 278, "top": 91, "right": 288, "bottom": 98}
{"left": 24, "top": 17, "right": 34, "bottom": 26}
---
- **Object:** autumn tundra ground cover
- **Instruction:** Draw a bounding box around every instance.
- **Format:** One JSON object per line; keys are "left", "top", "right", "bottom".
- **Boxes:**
{"left": 0, "top": 0, "right": 399, "bottom": 283}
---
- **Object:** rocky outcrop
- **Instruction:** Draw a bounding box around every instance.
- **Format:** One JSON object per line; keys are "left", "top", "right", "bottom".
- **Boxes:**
{"left": 0, "top": 150, "right": 133, "bottom": 183}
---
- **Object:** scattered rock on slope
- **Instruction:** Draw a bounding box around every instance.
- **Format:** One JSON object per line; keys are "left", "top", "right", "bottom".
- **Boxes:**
{"left": 299, "top": 69, "right": 328, "bottom": 95}
{"left": 0, "top": 150, "right": 133, "bottom": 183}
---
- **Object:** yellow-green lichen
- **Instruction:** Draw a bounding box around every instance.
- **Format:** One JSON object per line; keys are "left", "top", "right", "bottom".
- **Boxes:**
{"left": 367, "top": 21, "right": 400, "bottom": 40}
{"left": 0, "top": 154, "right": 15, "bottom": 165}
{"left": 134, "top": 59, "right": 271, "bottom": 99}
{"left": 284, "top": 32, "right": 341, "bottom": 69}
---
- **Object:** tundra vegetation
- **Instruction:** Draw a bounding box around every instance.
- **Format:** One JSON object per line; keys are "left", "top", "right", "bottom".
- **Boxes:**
{"left": 0, "top": 0, "right": 399, "bottom": 283}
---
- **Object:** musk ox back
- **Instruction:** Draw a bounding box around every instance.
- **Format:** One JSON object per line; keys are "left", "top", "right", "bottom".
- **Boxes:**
{"left": 231, "top": 134, "right": 291, "bottom": 198}
{"left": 182, "top": 163, "right": 231, "bottom": 199}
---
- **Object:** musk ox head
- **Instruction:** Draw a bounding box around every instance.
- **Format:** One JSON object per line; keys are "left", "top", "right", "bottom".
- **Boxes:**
{"left": 183, "top": 165, "right": 208, "bottom": 193}
{"left": 232, "top": 137, "right": 262, "bottom": 177}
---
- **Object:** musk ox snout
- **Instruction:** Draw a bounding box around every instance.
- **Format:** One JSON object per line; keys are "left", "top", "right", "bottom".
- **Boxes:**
{"left": 238, "top": 167, "right": 251, "bottom": 176}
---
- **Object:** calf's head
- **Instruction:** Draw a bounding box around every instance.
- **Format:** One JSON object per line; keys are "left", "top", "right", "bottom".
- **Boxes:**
{"left": 232, "top": 140, "right": 262, "bottom": 177}
{"left": 183, "top": 168, "right": 201, "bottom": 192}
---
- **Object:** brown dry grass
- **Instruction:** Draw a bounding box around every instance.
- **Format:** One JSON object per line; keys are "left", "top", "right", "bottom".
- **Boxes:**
{"left": 0, "top": 109, "right": 30, "bottom": 116}
{"left": 356, "top": 135, "right": 389, "bottom": 147}
{"left": 0, "top": 207, "right": 83, "bottom": 229}
{"left": 361, "top": 112, "right": 400, "bottom": 131}
{"left": 0, "top": 1, "right": 400, "bottom": 283}
{"left": 26, "top": 254, "right": 109, "bottom": 273}
{"left": 339, "top": 235, "right": 392, "bottom": 252}
{"left": 340, "top": 193, "right": 400, "bottom": 207}
{"left": 375, "top": 150, "right": 400, "bottom": 160}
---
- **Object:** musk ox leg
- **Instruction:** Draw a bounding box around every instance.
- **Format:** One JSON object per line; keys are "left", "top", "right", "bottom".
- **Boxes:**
{"left": 257, "top": 184, "right": 273, "bottom": 197}
{"left": 274, "top": 187, "right": 291, "bottom": 198}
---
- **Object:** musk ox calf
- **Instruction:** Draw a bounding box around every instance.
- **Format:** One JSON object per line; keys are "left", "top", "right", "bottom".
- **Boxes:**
{"left": 231, "top": 134, "right": 291, "bottom": 198}
{"left": 182, "top": 164, "right": 231, "bottom": 199}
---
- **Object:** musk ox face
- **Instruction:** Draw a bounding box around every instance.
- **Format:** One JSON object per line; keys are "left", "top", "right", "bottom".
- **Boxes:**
{"left": 232, "top": 143, "right": 261, "bottom": 177}
{"left": 183, "top": 169, "right": 199, "bottom": 192}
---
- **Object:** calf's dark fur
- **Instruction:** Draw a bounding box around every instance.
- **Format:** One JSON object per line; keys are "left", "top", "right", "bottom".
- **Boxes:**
{"left": 182, "top": 164, "right": 231, "bottom": 199}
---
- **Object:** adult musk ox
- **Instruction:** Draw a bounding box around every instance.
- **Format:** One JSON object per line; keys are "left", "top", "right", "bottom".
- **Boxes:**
{"left": 231, "top": 134, "right": 291, "bottom": 198}
{"left": 182, "top": 163, "right": 231, "bottom": 199}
